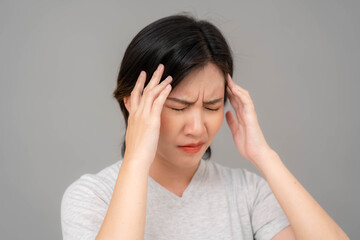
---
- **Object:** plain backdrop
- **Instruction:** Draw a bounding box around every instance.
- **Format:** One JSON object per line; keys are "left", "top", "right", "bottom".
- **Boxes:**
{"left": 1, "top": 0, "right": 359, "bottom": 239}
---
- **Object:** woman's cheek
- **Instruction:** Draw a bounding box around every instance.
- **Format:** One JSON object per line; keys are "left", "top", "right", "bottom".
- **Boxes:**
{"left": 160, "top": 109, "right": 178, "bottom": 137}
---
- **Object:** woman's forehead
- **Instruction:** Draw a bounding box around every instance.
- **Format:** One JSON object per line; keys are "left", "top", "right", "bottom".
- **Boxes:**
{"left": 168, "top": 80, "right": 225, "bottom": 103}
{"left": 169, "top": 82, "right": 224, "bottom": 99}
{"left": 170, "top": 63, "right": 225, "bottom": 96}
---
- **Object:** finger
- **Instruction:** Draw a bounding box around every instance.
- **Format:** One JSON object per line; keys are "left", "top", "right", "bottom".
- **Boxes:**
{"left": 130, "top": 71, "right": 146, "bottom": 112}
{"left": 146, "top": 64, "right": 164, "bottom": 90}
{"left": 227, "top": 84, "right": 257, "bottom": 126}
{"left": 226, "top": 74, "right": 249, "bottom": 105}
{"left": 226, "top": 110, "right": 246, "bottom": 142}
{"left": 227, "top": 74, "right": 252, "bottom": 101}
{"left": 226, "top": 86, "right": 241, "bottom": 109}
{"left": 226, "top": 87, "right": 245, "bottom": 125}
{"left": 232, "top": 89, "right": 255, "bottom": 116}
{"left": 229, "top": 88, "right": 259, "bottom": 126}
{"left": 226, "top": 76, "right": 254, "bottom": 111}
{"left": 225, "top": 111, "right": 239, "bottom": 135}
{"left": 227, "top": 74, "right": 260, "bottom": 128}
{"left": 232, "top": 88, "right": 253, "bottom": 107}
{"left": 152, "top": 83, "right": 172, "bottom": 116}
{"left": 229, "top": 89, "right": 257, "bottom": 126}
{"left": 138, "top": 75, "right": 172, "bottom": 116}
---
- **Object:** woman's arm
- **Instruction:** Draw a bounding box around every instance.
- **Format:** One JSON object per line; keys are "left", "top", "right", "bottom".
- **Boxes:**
{"left": 256, "top": 150, "right": 349, "bottom": 240}
{"left": 225, "top": 74, "right": 349, "bottom": 240}
{"left": 96, "top": 158, "right": 151, "bottom": 239}
{"left": 96, "top": 65, "right": 172, "bottom": 239}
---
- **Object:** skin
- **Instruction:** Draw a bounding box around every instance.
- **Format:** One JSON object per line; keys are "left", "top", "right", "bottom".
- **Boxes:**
{"left": 96, "top": 62, "right": 349, "bottom": 240}
{"left": 225, "top": 71, "right": 348, "bottom": 239}
{"left": 149, "top": 63, "right": 225, "bottom": 195}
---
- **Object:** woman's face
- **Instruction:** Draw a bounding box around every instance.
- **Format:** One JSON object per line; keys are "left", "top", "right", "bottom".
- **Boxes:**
{"left": 155, "top": 62, "right": 225, "bottom": 167}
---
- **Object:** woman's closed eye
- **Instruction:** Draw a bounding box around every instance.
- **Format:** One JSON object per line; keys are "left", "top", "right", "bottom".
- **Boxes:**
{"left": 170, "top": 107, "right": 220, "bottom": 112}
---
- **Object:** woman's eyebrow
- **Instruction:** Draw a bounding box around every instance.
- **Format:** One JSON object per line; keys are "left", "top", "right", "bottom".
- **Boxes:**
{"left": 167, "top": 97, "right": 223, "bottom": 105}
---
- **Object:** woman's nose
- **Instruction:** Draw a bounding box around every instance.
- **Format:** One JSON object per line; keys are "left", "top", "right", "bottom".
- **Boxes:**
{"left": 183, "top": 111, "right": 206, "bottom": 137}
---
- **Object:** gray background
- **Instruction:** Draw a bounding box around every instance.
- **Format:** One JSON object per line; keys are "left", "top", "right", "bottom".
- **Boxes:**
{"left": 1, "top": 0, "right": 359, "bottom": 239}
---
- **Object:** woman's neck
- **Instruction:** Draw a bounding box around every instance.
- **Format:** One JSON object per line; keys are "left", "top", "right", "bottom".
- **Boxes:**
{"left": 149, "top": 156, "right": 201, "bottom": 197}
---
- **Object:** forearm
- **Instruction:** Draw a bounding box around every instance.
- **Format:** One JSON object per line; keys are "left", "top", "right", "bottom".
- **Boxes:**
{"left": 255, "top": 150, "right": 349, "bottom": 240}
{"left": 96, "top": 158, "right": 150, "bottom": 240}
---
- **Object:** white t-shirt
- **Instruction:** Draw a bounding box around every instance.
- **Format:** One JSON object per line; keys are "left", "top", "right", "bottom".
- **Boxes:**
{"left": 61, "top": 159, "right": 290, "bottom": 240}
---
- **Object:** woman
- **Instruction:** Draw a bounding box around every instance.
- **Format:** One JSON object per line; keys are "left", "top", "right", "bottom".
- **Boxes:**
{"left": 61, "top": 14, "right": 349, "bottom": 239}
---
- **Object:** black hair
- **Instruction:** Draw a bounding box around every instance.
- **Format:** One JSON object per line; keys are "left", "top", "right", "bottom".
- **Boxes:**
{"left": 113, "top": 13, "right": 233, "bottom": 160}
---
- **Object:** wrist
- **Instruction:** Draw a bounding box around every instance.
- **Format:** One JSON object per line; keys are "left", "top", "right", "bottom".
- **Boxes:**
{"left": 123, "top": 152, "right": 153, "bottom": 171}
{"left": 251, "top": 148, "right": 281, "bottom": 175}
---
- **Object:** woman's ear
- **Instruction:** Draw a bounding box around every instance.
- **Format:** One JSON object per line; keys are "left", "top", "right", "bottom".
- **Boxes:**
{"left": 124, "top": 96, "right": 131, "bottom": 112}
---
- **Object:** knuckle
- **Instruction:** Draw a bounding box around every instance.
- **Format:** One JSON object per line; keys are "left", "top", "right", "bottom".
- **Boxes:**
{"left": 131, "top": 110, "right": 138, "bottom": 118}
{"left": 146, "top": 90, "right": 155, "bottom": 99}
{"left": 153, "top": 98, "right": 161, "bottom": 106}
{"left": 142, "top": 88, "right": 150, "bottom": 95}
{"left": 245, "top": 102, "right": 254, "bottom": 110}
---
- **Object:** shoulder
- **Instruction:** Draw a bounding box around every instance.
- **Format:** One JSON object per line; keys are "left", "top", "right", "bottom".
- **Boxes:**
{"left": 61, "top": 160, "right": 123, "bottom": 238}
{"left": 62, "top": 160, "right": 122, "bottom": 204}
{"left": 207, "top": 161, "right": 290, "bottom": 239}
{"left": 205, "top": 160, "right": 272, "bottom": 208}
{"left": 205, "top": 160, "right": 265, "bottom": 188}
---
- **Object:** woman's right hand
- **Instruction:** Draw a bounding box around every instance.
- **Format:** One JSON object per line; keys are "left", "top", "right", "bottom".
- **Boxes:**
{"left": 123, "top": 64, "right": 172, "bottom": 166}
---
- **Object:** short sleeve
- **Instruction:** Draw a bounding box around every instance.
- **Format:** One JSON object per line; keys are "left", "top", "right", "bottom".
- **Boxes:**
{"left": 61, "top": 175, "right": 110, "bottom": 240}
{"left": 242, "top": 169, "right": 290, "bottom": 240}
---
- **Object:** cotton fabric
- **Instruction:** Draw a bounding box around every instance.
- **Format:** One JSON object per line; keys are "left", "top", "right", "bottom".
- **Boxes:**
{"left": 61, "top": 159, "right": 290, "bottom": 239}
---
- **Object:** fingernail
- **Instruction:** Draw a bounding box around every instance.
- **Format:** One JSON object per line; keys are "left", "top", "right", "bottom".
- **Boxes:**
{"left": 157, "top": 64, "right": 164, "bottom": 71}
{"left": 140, "top": 71, "right": 145, "bottom": 77}
{"left": 165, "top": 75, "right": 172, "bottom": 82}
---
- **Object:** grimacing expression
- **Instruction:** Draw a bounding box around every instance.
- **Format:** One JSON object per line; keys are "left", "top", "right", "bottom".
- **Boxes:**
{"left": 155, "top": 62, "right": 225, "bottom": 167}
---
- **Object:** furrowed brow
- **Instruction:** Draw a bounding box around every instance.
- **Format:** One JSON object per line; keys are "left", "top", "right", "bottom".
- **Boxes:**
{"left": 204, "top": 98, "right": 223, "bottom": 105}
{"left": 167, "top": 97, "right": 223, "bottom": 105}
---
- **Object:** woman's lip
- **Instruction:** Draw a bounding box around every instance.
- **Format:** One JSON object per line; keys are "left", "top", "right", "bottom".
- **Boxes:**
{"left": 177, "top": 144, "right": 203, "bottom": 154}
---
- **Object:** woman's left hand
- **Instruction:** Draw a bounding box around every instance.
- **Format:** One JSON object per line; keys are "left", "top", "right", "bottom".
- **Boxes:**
{"left": 225, "top": 74, "right": 274, "bottom": 166}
